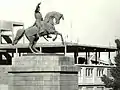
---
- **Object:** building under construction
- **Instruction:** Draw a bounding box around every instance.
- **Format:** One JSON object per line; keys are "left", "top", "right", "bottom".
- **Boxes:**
{"left": 0, "top": 20, "right": 117, "bottom": 90}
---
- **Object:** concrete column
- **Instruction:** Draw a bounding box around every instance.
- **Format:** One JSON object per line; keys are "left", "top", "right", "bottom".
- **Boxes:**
{"left": 74, "top": 51, "right": 78, "bottom": 64}
{"left": 82, "top": 87, "right": 86, "bottom": 90}
{"left": 78, "top": 71, "right": 81, "bottom": 84}
{"left": 39, "top": 47, "right": 42, "bottom": 53}
{"left": 93, "top": 67, "right": 97, "bottom": 84}
{"left": 15, "top": 48, "right": 19, "bottom": 57}
{"left": 95, "top": 52, "right": 97, "bottom": 65}
{"left": 85, "top": 52, "right": 88, "bottom": 64}
{"left": 64, "top": 45, "right": 67, "bottom": 56}
{"left": 98, "top": 52, "right": 100, "bottom": 64}
{"left": 108, "top": 52, "right": 112, "bottom": 65}
{"left": 0, "top": 29, "right": 1, "bottom": 44}
{"left": 103, "top": 68, "right": 107, "bottom": 75}
{"left": 88, "top": 52, "right": 91, "bottom": 64}
{"left": 93, "top": 86, "right": 97, "bottom": 90}
{"left": 81, "top": 67, "right": 86, "bottom": 84}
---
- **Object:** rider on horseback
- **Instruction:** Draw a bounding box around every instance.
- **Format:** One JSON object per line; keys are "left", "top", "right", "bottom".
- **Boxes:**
{"left": 33, "top": 2, "right": 52, "bottom": 38}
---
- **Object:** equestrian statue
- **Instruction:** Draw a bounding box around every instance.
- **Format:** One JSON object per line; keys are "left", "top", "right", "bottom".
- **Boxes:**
{"left": 12, "top": 2, "right": 64, "bottom": 53}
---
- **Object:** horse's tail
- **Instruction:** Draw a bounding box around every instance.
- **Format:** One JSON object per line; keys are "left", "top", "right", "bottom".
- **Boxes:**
{"left": 12, "top": 29, "right": 25, "bottom": 45}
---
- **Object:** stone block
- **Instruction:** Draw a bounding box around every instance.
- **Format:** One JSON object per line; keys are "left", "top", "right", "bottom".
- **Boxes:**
{"left": 12, "top": 55, "right": 74, "bottom": 67}
{"left": 50, "top": 86, "right": 60, "bottom": 90}
{"left": 9, "top": 86, "right": 34, "bottom": 90}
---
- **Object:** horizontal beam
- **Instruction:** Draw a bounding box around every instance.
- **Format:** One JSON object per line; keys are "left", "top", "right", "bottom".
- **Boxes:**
{"left": 0, "top": 43, "right": 116, "bottom": 53}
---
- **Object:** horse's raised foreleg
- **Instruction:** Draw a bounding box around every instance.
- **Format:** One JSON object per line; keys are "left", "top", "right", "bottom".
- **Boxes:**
{"left": 53, "top": 34, "right": 57, "bottom": 41}
{"left": 53, "top": 31, "right": 64, "bottom": 45}
{"left": 43, "top": 36, "right": 49, "bottom": 41}
{"left": 59, "top": 33, "right": 64, "bottom": 45}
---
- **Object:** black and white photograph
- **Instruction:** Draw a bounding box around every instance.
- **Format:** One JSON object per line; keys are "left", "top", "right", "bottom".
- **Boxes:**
{"left": 0, "top": 0, "right": 119, "bottom": 90}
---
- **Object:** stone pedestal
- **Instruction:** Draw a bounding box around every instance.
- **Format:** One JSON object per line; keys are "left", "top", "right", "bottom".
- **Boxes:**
{"left": 8, "top": 54, "right": 78, "bottom": 90}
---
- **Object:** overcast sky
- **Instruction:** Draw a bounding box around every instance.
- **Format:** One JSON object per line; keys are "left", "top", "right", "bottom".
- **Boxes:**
{"left": 0, "top": 0, "right": 120, "bottom": 47}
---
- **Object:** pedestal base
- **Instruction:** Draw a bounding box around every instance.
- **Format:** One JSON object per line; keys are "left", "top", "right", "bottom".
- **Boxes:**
{"left": 8, "top": 54, "right": 78, "bottom": 90}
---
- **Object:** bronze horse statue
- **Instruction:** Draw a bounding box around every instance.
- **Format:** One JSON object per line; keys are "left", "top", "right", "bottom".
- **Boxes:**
{"left": 12, "top": 11, "right": 64, "bottom": 53}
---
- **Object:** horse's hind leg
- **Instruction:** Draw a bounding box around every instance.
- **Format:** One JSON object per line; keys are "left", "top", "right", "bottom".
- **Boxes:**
{"left": 33, "top": 41, "right": 40, "bottom": 53}
{"left": 32, "top": 34, "right": 40, "bottom": 53}
{"left": 27, "top": 35, "right": 36, "bottom": 53}
{"left": 29, "top": 43, "right": 35, "bottom": 53}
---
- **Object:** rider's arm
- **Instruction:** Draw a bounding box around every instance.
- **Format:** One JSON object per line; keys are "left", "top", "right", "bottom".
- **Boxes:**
{"left": 34, "top": 2, "right": 43, "bottom": 21}
{"left": 35, "top": 2, "right": 41, "bottom": 12}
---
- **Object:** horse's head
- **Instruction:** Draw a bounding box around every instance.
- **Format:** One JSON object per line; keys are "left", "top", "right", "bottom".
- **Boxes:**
{"left": 55, "top": 14, "right": 64, "bottom": 24}
{"left": 44, "top": 11, "right": 64, "bottom": 25}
